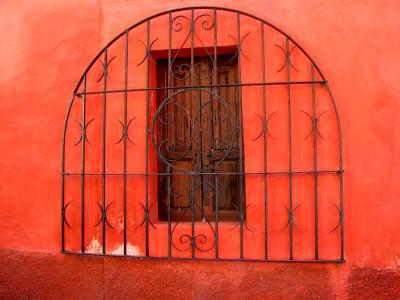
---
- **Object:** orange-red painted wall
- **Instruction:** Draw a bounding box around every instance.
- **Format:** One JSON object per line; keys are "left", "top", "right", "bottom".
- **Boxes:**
{"left": 0, "top": 0, "right": 399, "bottom": 298}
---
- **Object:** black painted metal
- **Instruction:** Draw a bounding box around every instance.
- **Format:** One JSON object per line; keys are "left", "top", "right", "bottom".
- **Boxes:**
{"left": 311, "top": 63, "right": 319, "bottom": 260}
{"left": 213, "top": 7, "right": 219, "bottom": 260}
{"left": 145, "top": 19, "right": 150, "bottom": 257}
{"left": 73, "top": 81, "right": 327, "bottom": 96}
{"left": 101, "top": 48, "right": 107, "bottom": 254}
{"left": 123, "top": 30, "right": 129, "bottom": 256}
{"left": 286, "top": 36, "right": 294, "bottom": 260}
{"left": 61, "top": 6, "right": 344, "bottom": 262}
{"left": 261, "top": 22, "right": 268, "bottom": 260}
{"left": 81, "top": 74, "right": 87, "bottom": 254}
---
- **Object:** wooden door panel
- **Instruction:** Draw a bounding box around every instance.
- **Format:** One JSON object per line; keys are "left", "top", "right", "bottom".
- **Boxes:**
{"left": 169, "top": 66, "right": 193, "bottom": 151}
{"left": 214, "top": 62, "right": 239, "bottom": 150}
{"left": 170, "top": 161, "right": 192, "bottom": 209}
{"left": 216, "top": 160, "right": 240, "bottom": 210}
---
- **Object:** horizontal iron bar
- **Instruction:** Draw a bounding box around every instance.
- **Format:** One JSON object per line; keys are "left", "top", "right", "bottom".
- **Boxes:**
{"left": 74, "top": 80, "right": 327, "bottom": 96}
{"left": 63, "top": 169, "right": 343, "bottom": 176}
{"left": 62, "top": 251, "right": 344, "bottom": 263}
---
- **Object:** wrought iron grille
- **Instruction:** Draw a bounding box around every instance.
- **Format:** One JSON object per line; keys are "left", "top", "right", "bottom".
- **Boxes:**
{"left": 61, "top": 7, "right": 344, "bottom": 262}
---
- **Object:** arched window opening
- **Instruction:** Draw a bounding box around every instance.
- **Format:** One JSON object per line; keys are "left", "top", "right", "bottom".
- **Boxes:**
{"left": 61, "top": 7, "right": 344, "bottom": 262}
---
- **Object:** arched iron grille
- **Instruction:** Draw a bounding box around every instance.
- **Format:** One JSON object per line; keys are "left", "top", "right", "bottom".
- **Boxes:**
{"left": 61, "top": 7, "right": 344, "bottom": 262}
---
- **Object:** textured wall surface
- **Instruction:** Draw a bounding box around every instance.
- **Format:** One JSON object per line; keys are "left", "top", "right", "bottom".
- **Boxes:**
{"left": 0, "top": 0, "right": 399, "bottom": 298}
{"left": 0, "top": 249, "right": 399, "bottom": 299}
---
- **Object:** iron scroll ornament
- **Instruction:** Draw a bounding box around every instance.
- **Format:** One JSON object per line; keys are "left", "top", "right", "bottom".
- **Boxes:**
{"left": 151, "top": 88, "right": 236, "bottom": 173}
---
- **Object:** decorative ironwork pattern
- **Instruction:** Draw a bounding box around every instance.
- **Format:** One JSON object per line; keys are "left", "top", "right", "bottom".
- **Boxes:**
{"left": 61, "top": 7, "right": 344, "bottom": 262}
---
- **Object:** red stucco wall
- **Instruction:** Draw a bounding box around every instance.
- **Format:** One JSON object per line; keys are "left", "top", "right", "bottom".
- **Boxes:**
{"left": 0, "top": 0, "right": 399, "bottom": 298}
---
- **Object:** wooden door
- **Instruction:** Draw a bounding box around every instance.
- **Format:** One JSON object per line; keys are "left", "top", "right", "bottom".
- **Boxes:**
{"left": 156, "top": 55, "right": 243, "bottom": 222}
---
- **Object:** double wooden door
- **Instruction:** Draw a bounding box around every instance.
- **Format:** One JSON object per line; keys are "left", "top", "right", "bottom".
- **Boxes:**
{"left": 156, "top": 55, "right": 243, "bottom": 222}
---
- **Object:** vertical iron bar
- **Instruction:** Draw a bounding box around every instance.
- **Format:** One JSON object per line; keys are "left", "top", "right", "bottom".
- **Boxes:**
{"left": 145, "top": 20, "right": 150, "bottom": 256}
{"left": 340, "top": 171, "right": 344, "bottom": 260}
{"left": 338, "top": 93, "right": 344, "bottom": 261}
{"left": 191, "top": 174, "right": 195, "bottom": 258}
{"left": 339, "top": 135, "right": 344, "bottom": 260}
{"left": 236, "top": 13, "right": 244, "bottom": 259}
{"left": 286, "top": 37, "right": 293, "bottom": 260}
{"left": 168, "top": 12, "right": 172, "bottom": 100}
{"left": 167, "top": 166, "right": 171, "bottom": 257}
{"left": 311, "top": 64, "right": 319, "bottom": 260}
{"left": 102, "top": 48, "right": 108, "bottom": 254}
{"left": 61, "top": 96, "right": 75, "bottom": 252}
{"left": 261, "top": 22, "right": 268, "bottom": 260}
{"left": 214, "top": 168, "right": 219, "bottom": 258}
{"left": 190, "top": 8, "right": 195, "bottom": 259}
{"left": 167, "top": 12, "right": 172, "bottom": 258}
{"left": 61, "top": 174, "right": 65, "bottom": 251}
{"left": 81, "top": 74, "right": 87, "bottom": 253}
{"left": 123, "top": 31, "right": 129, "bottom": 256}
{"left": 325, "top": 83, "right": 344, "bottom": 260}
{"left": 213, "top": 8, "right": 218, "bottom": 259}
